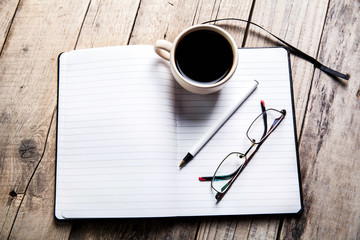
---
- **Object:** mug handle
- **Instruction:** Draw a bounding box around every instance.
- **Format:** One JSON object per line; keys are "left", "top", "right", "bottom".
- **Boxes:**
{"left": 154, "top": 40, "right": 172, "bottom": 60}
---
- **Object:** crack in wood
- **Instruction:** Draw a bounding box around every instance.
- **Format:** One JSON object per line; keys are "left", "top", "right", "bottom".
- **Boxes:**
{"left": 193, "top": 221, "right": 201, "bottom": 240}
{"left": 74, "top": 0, "right": 93, "bottom": 49}
{"left": 242, "top": 0, "right": 257, "bottom": 47}
{"left": 126, "top": 0, "right": 142, "bottom": 45}
{"left": 0, "top": 0, "right": 22, "bottom": 57}
{"left": 191, "top": 0, "right": 201, "bottom": 26}
{"left": 298, "top": 0, "right": 331, "bottom": 144}
{"left": 211, "top": 0, "right": 220, "bottom": 21}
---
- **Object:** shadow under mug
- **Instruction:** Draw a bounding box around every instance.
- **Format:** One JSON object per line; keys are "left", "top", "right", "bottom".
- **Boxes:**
{"left": 154, "top": 24, "right": 238, "bottom": 94}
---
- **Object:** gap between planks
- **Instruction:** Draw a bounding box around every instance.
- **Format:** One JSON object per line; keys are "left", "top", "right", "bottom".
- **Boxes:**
{"left": 0, "top": 0, "right": 21, "bottom": 56}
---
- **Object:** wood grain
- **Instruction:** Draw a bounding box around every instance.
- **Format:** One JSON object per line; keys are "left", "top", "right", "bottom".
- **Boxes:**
{"left": 69, "top": 218, "right": 199, "bottom": 240}
{"left": 197, "top": 216, "right": 239, "bottom": 240}
{"left": 280, "top": 0, "right": 360, "bottom": 239}
{"left": 214, "top": 0, "right": 254, "bottom": 47}
{"left": 0, "top": 0, "right": 90, "bottom": 238}
{"left": 75, "top": 0, "right": 141, "bottom": 48}
{"left": 0, "top": 0, "right": 19, "bottom": 51}
{"left": 8, "top": 110, "right": 73, "bottom": 240}
{"left": 129, "top": 0, "right": 220, "bottom": 45}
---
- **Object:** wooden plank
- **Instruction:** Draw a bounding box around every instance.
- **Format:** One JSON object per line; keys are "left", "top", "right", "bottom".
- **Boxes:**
{"left": 0, "top": 0, "right": 91, "bottom": 238}
{"left": 129, "top": 0, "right": 220, "bottom": 45}
{"left": 69, "top": 219, "right": 158, "bottom": 240}
{"left": 75, "top": 0, "right": 141, "bottom": 48}
{"left": 69, "top": 218, "right": 199, "bottom": 239}
{"left": 214, "top": 0, "right": 254, "bottom": 48}
{"left": 8, "top": 111, "right": 73, "bottom": 240}
{"left": 236, "top": 217, "right": 280, "bottom": 240}
{"left": 246, "top": 0, "right": 329, "bottom": 136}
{"left": 0, "top": 0, "right": 19, "bottom": 50}
{"left": 197, "top": 216, "right": 281, "bottom": 240}
{"left": 197, "top": 216, "right": 239, "bottom": 240}
{"left": 279, "top": 0, "right": 360, "bottom": 239}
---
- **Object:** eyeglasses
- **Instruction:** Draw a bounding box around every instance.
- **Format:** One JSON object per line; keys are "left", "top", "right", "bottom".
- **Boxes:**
{"left": 199, "top": 100, "right": 286, "bottom": 202}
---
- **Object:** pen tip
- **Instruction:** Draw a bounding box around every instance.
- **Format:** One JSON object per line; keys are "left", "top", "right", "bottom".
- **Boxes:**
{"left": 179, "top": 153, "right": 193, "bottom": 168}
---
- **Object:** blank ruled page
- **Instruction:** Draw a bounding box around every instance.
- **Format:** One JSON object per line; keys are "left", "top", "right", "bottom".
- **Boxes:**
{"left": 175, "top": 48, "right": 302, "bottom": 216}
{"left": 56, "top": 46, "right": 177, "bottom": 219}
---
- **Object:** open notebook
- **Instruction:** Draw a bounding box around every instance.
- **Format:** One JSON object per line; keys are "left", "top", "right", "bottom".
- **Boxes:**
{"left": 56, "top": 45, "right": 302, "bottom": 219}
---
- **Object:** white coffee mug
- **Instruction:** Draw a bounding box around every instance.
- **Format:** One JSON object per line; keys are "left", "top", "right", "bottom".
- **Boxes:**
{"left": 154, "top": 24, "right": 238, "bottom": 94}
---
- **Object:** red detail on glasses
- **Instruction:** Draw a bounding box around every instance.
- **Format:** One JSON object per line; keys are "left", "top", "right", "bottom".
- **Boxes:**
{"left": 199, "top": 177, "right": 207, "bottom": 181}
{"left": 261, "top": 100, "right": 265, "bottom": 107}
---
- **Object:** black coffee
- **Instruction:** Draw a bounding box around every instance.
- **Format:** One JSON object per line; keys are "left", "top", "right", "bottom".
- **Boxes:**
{"left": 175, "top": 30, "right": 234, "bottom": 84}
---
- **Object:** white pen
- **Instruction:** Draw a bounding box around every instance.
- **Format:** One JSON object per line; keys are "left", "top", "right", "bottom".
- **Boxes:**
{"left": 179, "top": 80, "right": 259, "bottom": 167}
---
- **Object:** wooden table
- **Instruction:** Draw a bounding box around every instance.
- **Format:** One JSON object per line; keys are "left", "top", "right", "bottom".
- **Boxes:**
{"left": 1, "top": 0, "right": 359, "bottom": 239}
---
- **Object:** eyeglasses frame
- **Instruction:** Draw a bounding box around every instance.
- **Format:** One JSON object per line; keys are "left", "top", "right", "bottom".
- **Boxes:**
{"left": 202, "top": 107, "right": 286, "bottom": 202}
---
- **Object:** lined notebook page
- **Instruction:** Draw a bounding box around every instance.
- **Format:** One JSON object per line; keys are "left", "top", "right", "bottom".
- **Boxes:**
{"left": 175, "top": 48, "right": 301, "bottom": 216}
{"left": 56, "top": 46, "right": 177, "bottom": 219}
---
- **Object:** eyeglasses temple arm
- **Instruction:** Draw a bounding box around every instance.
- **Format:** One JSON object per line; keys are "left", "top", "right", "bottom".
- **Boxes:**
{"left": 260, "top": 100, "right": 268, "bottom": 140}
{"left": 198, "top": 176, "right": 213, "bottom": 181}
{"left": 199, "top": 164, "right": 244, "bottom": 182}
